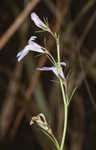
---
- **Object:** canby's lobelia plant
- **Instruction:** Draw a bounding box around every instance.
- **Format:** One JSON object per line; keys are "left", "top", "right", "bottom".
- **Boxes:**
{"left": 17, "top": 12, "right": 76, "bottom": 150}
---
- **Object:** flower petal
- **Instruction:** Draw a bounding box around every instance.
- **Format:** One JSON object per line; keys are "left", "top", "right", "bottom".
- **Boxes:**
{"left": 37, "top": 67, "right": 52, "bottom": 71}
{"left": 31, "top": 12, "right": 48, "bottom": 29}
{"left": 17, "top": 43, "right": 44, "bottom": 62}
{"left": 31, "top": 42, "right": 44, "bottom": 52}
{"left": 51, "top": 67, "right": 59, "bottom": 78}
{"left": 37, "top": 66, "right": 59, "bottom": 78}
{"left": 17, "top": 46, "right": 29, "bottom": 62}
{"left": 28, "top": 36, "right": 37, "bottom": 45}
{"left": 60, "top": 62, "right": 66, "bottom": 67}
{"left": 28, "top": 36, "right": 44, "bottom": 53}
{"left": 37, "top": 65, "right": 66, "bottom": 80}
{"left": 52, "top": 66, "right": 65, "bottom": 80}
{"left": 60, "top": 68, "right": 65, "bottom": 80}
{"left": 17, "top": 35, "right": 45, "bottom": 62}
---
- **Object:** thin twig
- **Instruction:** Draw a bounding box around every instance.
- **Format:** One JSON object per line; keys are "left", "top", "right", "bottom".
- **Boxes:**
{"left": 0, "top": 0, "right": 40, "bottom": 50}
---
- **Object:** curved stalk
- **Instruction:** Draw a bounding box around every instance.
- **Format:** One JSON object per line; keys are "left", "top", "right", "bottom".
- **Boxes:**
{"left": 41, "top": 129, "right": 61, "bottom": 150}
{"left": 60, "top": 79, "right": 68, "bottom": 150}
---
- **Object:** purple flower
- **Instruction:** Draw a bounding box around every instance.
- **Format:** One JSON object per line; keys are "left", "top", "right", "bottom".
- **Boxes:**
{"left": 37, "top": 62, "right": 66, "bottom": 80}
{"left": 31, "top": 12, "right": 52, "bottom": 33}
{"left": 17, "top": 36, "right": 44, "bottom": 62}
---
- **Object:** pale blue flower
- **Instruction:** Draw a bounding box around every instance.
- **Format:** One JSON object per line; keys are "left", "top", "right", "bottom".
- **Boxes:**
{"left": 37, "top": 62, "right": 66, "bottom": 80}
{"left": 17, "top": 36, "right": 44, "bottom": 62}
{"left": 31, "top": 12, "right": 52, "bottom": 33}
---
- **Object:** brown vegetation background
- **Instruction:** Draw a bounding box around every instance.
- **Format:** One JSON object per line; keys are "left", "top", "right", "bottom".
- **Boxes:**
{"left": 0, "top": 0, "right": 96, "bottom": 150}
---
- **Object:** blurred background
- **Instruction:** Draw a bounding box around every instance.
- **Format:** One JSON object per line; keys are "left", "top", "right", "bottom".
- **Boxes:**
{"left": 0, "top": 0, "right": 96, "bottom": 149}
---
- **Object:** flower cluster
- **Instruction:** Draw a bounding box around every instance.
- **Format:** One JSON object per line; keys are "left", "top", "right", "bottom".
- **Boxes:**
{"left": 17, "top": 12, "right": 66, "bottom": 80}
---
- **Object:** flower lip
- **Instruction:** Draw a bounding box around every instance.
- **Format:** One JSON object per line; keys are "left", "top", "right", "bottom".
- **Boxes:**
{"left": 17, "top": 48, "right": 29, "bottom": 62}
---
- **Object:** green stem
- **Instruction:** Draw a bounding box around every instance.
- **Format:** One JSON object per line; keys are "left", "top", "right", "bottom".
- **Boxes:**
{"left": 60, "top": 79, "right": 68, "bottom": 150}
{"left": 41, "top": 129, "right": 60, "bottom": 150}
{"left": 55, "top": 34, "right": 68, "bottom": 150}
{"left": 61, "top": 103, "right": 68, "bottom": 150}
{"left": 56, "top": 36, "right": 60, "bottom": 64}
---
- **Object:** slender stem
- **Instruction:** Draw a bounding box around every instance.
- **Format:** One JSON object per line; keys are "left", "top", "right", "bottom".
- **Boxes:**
{"left": 60, "top": 79, "right": 68, "bottom": 150}
{"left": 47, "top": 52, "right": 56, "bottom": 65}
{"left": 55, "top": 34, "right": 68, "bottom": 150}
{"left": 41, "top": 129, "right": 61, "bottom": 150}
{"left": 60, "top": 79, "right": 66, "bottom": 105}
{"left": 60, "top": 103, "right": 68, "bottom": 150}
{"left": 56, "top": 36, "right": 60, "bottom": 64}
